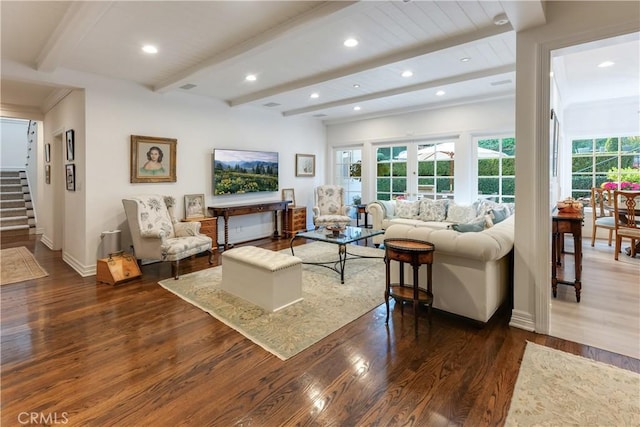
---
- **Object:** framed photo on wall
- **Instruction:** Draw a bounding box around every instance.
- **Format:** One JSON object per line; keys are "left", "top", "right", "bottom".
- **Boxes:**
{"left": 282, "top": 188, "right": 295, "bottom": 206}
{"left": 45, "top": 164, "right": 51, "bottom": 184}
{"left": 66, "top": 129, "right": 74, "bottom": 161}
{"left": 130, "top": 135, "right": 177, "bottom": 183}
{"left": 45, "top": 143, "right": 51, "bottom": 163}
{"left": 184, "top": 194, "right": 205, "bottom": 219}
{"left": 296, "top": 154, "right": 315, "bottom": 177}
{"left": 65, "top": 164, "right": 75, "bottom": 191}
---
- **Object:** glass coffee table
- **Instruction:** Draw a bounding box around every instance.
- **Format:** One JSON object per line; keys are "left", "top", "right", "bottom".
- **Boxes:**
{"left": 290, "top": 226, "right": 384, "bottom": 284}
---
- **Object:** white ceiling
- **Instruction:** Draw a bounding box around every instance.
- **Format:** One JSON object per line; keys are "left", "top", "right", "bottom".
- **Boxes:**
{"left": 0, "top": 1, "right": 637, "bottom": 123}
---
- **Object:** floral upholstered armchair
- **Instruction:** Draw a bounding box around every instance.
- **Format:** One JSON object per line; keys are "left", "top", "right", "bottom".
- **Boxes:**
{"left": 312, "top": 185, "right": 352, "bottom": 229}
{"left": 122, "top": 195, "right": 213, "bottom": 279}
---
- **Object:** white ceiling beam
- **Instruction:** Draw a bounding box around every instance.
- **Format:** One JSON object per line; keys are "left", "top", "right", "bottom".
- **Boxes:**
{"left": 499, "top": 0, "right": 546, "bottom": 32}
{"left": 230, "top": 24, "right": 514, "bottom": 107}
{"left": 282, "top": 64, "right": 516, "bottom": 117}
{"left": 153, "top": 1, "right": 359, "bottom": 93}
{"left": 36, "top": 2, "right": 114, "bottom": 72}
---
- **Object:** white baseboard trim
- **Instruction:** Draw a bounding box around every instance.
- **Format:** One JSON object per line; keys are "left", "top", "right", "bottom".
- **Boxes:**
{"left": 40, "top": 234, "right": 54, "bottom": 249}
{"left": 509, "top": 309, "right": 535, "bottom": 331}
{"left": 62, "top": 252, "right": 96, "bottom": 277}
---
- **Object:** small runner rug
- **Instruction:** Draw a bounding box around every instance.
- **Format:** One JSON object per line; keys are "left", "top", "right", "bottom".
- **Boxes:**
{"left": 158, "top": 242, "right": 385, "bottom": 360}
{"left": 506, "top": 341, "right": 640, "bottom": 426}
{"left": 1, "top": 246, "right": 48, "bottom": 285}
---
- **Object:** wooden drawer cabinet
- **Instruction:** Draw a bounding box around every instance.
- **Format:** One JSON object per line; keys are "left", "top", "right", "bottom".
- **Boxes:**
{"left": 182, "top": 217, "right": 218, "bottom": 248}
{"left": 283, "top": 206, "right": 307, "bottom": 237}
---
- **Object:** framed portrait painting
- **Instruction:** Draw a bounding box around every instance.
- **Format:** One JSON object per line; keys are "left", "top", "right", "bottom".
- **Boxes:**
{"left": 65, "top": 164, "right": 75, "bottom": 191}
{"left": 296, "top": 154, "right": 315, "bottom": 177}
{"left": 45, "top": 143, "right": 51, "bottom": 163}
{"left": 184, "top": 194, "right": 205, "bottom": 219}
{"left": 66, "top": 129, "right": 74, "bottom": 161}
{"left": 282, "top": 188, "right": 295, "bottom": 206}
{"left": 45, "top": 164, "right": 51, "bottom": 184}
{"left": 130, "top": 135, "right": 177, "bottom": 183}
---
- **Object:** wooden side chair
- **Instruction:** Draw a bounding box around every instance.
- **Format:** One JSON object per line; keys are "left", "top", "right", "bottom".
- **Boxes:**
{"left": 612, "top": 190, "right": 640, "bottom": 260}
{"left": 590, "top": 187, "right": 615, "bottom": 247}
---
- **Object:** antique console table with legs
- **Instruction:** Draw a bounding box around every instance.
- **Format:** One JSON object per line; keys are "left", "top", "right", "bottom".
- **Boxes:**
{"left": 551, "top": 209, "right": 583, "bottom": 302}
{"left": 209, "top": 200, "right": 290, "bottom": 251}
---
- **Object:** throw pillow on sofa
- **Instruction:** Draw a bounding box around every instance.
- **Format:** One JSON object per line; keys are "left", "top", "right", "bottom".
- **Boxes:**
{"left": 418, "top": 199, "right": 448, "bottom": 222}
{"left": 452, "top": 217, "right": 486, "bottom": 232}
{"left": 489, "top": 205, "right": 511, "bottom": 224}
{"left": 446, "top": 202, "right": 476, "bottom": 223}
{"left": 395, "top": 200, "right": 420, "bottom": 219}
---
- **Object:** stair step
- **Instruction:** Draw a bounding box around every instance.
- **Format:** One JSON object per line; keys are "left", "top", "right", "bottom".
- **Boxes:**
{"left": 0, "top": 224, "right": 30, "bottom": 232}
{"left": 1, "top": 192, "right": 24, "bottom": 200}
{"left": 0, "top": 177, "right": 21, "bottom": 185}
{"left": 1, "top": 207, "right": 27, "bottom": 217}
{"left": 0, "top": 199, "right": 26, "bottom": 208}
{"left": 0, "top": 216, "right": 29, "bottom": 227}
{"left": 0, "top": 171, "right": 23, "bottom": 177}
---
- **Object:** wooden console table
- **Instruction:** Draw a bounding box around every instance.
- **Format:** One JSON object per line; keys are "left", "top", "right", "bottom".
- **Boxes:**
{"left": 552, "top": 209, "right": 583, "bottom": 302}
{"left": 208, "top": 200, "right": 290, "bottom": 250}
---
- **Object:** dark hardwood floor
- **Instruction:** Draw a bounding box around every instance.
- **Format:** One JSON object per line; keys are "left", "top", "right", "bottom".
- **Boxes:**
{"left": 1, "top": 234, "right": 638, "bottom": 426}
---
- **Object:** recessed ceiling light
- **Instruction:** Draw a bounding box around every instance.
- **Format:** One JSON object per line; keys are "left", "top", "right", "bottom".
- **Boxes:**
{"left": 310, "top": 92, "right": 319, "bottom": 99}
{"left": 493, "top": 13, "right": 509, "bottom": 26}
{"left": 460, "top": 57, "right": 471, "bottom": 62}
{"left": 436, "top": 90, "right": 446, "bottom": 96}
{"left": 549, "top": 71, "right": 554, "bottom": 77}
{"left": 344, "top": 38, "right": 359, "bottom": 47}
{"left": 353, "top": 83, "right": 360, "bottom": 88}
{"left": 353, "top": 106, "right": 361, "bottom": 111}
{"left": 598, "top": 61, "right": 615, "bottom": 68}
{"left": 245, "top": 74, "right": 257, "bottom": 81}
{"left": 401, "top": 70, "right": 413, "bottom": 78}
{"left": 142, "top": 45, "right": 158, "bottom": 54}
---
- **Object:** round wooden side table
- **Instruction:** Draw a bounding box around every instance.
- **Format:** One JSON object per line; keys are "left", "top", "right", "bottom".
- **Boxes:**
{"left": 384, "top": 238, "right": 435, "bottom": 332}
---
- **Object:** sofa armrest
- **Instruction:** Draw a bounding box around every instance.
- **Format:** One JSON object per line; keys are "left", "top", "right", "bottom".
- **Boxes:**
{"left": 367, "top": 202, "right": 386, "bottom": 231}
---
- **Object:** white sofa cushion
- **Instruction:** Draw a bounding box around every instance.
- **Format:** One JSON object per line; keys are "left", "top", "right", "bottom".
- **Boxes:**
{"left": 395, "top": 200, "right": 420, "bottom": 219}
{"left": 418, "top": 199, "right": 448, "bottom": 221}
{"left": 446, "top": 202, "right": 477, "bottom": 223}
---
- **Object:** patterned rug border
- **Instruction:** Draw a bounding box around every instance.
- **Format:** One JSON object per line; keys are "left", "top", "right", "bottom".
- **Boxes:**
{"left": 506, "top": 341, "right": 640, "bottom": 426}
{"left": 1, "top": 246, "right": 48, "bottom": 285}
{"left": 158, "top": 243, "right": 386, "bottom": 360}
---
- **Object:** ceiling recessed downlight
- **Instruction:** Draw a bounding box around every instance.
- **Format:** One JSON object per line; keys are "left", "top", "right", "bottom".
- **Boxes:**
{"left": 353, "top": 106, "right": 361, "bottom": 111}
{"left": 493, "top": 13, "right": 509, "bottom": 26}
{"left": 401, "top": 70, "right": 413, "bottom": 78}
{"left": 142, "top": 45, "right": 158, "bottom": 54}
{"left": 353, "top": 83, "right": 360, "bottom": 88}
{"left": 598, "top": 61, "right": 615, "bottom": 68}
{"left": 310, "top": 93, "right": 319, "bottom": 99}
{"left": 344, "top": 38, "right": 359, "bottom": 47}
{"left": 436, "top": 90, "right": 446, "bottom": 96}
{"left": 245, "top": 74, "right": 257, "bottom": 81}
{"left": 460, "top": 57, "right": 471, "bottom": 62}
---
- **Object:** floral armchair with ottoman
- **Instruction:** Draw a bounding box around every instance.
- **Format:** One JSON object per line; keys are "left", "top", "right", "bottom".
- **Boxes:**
{"left": 122, "top": 195, "right": 213, "bottom": 279}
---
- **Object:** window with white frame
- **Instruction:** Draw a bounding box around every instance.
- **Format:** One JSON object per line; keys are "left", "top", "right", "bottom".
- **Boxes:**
{"left": 476, "top": 136, "right": 516, "bottom": 203}
{"left": 416, "top": 141, "right": 456, "bottom": 200}
{"left": 334, "top": 148, "right": 363, "bottom": 206}
{"left": 375, "top": 145, "right": 407, "bottom": 200}
{"left": 571, "top": 136, "right": 640, "bottom": 200}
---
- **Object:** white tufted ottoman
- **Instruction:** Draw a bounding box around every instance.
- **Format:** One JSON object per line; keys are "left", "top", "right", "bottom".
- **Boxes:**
{"left": 221, "top": 246, "right": 303, "bottom": 312}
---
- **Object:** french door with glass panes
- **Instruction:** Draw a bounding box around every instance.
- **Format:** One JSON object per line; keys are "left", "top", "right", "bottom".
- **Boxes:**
{"left": 334, "top": 148, "right": 363, "bottom": 206}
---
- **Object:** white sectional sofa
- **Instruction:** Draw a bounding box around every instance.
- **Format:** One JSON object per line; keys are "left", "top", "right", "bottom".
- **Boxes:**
{"left": 369, "top": 198, "right": 515, "bottom": 324}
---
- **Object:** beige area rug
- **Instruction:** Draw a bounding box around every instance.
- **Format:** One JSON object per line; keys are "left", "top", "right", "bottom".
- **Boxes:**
{"left": 506, "top": 341, "right": 640, "bottom": 426}
{"left": 0, "top": 246, "right": 48, "bottom": 285}
{"left": 158, "top": 242, "right": 386, "bottom": 360}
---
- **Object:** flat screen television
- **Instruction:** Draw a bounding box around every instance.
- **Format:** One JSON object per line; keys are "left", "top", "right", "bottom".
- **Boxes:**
{"left": 213, "top": 149, "right": 279, "bottom": 195}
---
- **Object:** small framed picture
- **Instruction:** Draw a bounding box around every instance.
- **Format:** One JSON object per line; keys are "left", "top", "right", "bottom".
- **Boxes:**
{"left": 45, "top": 164, "right": 51, "bottom": 184}
{"left": 282, "top": 188, "right": 295, "bottom": 206}
{"left": 66, "top": 129, "right": 74, "bottom": 161}
{"left": 45, "top": 143, "right": 51, "bottom": 163}
{"left": 130, "top": 135, "right": 177, "bottom": 183}
{"left": 184, "top": 194, "right": 205, "bottom": 219}
{"left": 65, "top": 164, "right": 75, "bottom": 191}
{"left": 296, "top": 153, "right": 315, "bottom": 177}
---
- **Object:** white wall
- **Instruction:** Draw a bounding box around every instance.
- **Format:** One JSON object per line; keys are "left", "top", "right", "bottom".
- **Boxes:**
{"left": 512, "top": 0, "right": 640, "bottom": 333}
{"left": 40, "top": 76, "right": 326, "bottom": 275}
{"left": 1, "top": 117, "right": 30, "bottom": 169}
{"left": 326, "top": 97, "right": 515, "bottom": 204}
